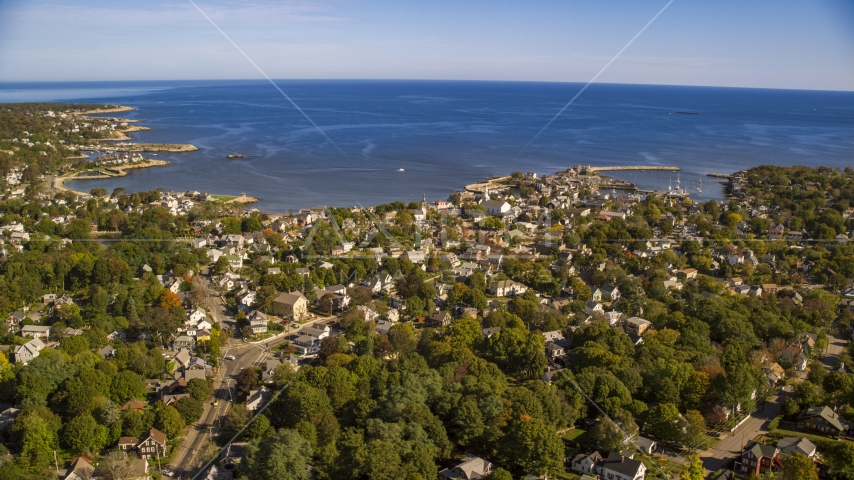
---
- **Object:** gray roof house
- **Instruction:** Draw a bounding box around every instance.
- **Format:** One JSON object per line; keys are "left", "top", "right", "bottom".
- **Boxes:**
{"left": 439, "top": 454, "right": 494, "bottom": 480}
{"left": 777, "top": 437, "right": 817, "bottom": 459}
{"left": 14, "top": 337, "right": 45, "bottom": 365}
{"left": 21, "top": 325, "right": 51, "bottom": 339}
{"left": 601, "top": 452, "right": 646, "bottom": 480}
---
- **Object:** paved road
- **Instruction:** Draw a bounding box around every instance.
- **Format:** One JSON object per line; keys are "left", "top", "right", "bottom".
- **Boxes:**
{"left": 821, "top": 333, "right": 848, "bottom": 370}
{"left": 167, "top": 275, "right": 335, "bottom": 478}
{"left": 699, "top": 391, "right": 787, "bottom": 473}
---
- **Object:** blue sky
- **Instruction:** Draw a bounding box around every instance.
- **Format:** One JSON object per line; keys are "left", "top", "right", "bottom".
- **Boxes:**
{"left": 0, "top": 0, "right": 852, "bottom": 90}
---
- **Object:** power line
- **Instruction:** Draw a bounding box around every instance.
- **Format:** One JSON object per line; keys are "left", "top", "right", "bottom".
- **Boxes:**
{"left": 523, "top": 0, "right": 676, "bottom": 151}
{"left": 187, "top": 0, "right": 351, "bottom": 162}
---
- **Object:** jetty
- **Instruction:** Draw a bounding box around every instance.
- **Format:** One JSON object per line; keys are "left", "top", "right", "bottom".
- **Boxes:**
{"left": 589, "top": 166, "right": 680, "bottom": 172}
{"left": 81, "top": 143, "right": 198, "bottom": 153}
{"left": 465, "top": 175, "right": 511, "bottom": 193}
{"left": 59, "top": 159, "right": 171, "bottom": 182}
{"left": 706, "top": 172, "right": 733, "bottom": 178}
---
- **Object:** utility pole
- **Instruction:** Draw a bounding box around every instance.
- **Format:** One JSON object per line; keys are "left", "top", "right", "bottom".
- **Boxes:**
{"left": 53, "top": 450, "right": 59, "bottom": 476}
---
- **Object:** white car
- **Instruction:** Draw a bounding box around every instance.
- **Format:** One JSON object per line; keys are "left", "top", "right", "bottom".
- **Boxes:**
{"left": 161, "top": 468, "right": 174, "bottom": 477}
{"left": 224, "top": 355, "right": 236, "bottom": 360}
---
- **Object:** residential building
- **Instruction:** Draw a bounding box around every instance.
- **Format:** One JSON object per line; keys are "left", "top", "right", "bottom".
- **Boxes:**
{"left": 64, "top": 456, "right": 95, "bottom": 480}
{"left": 271, "top": 292, "right": 308, "bottom": 321}
{"left": 602, "top": 285, "right": 620, "bottom": 301}
{"left": 427, "top": 311, "right": 452, "bottom": 327}
{"left": 20, "top": 325, "right": 51, "bottom": 339}
{"left": 796, "top": 406, "right": 846, "bottom": 436}
{"left": 601, "top": 452, "right": 646, "bottom": 480}
{"left": 636, "top": 436, "right": 656, "bottom": 455}
{"left": 120, "top": 428, "right": 168, "bottom": 460}
{"left": 481, "top": 200, "right": 511, "bottom": 216}
{"left": 439, "top": 454, "right": 495, "bottom": 480}
{"left": 776, "top": 437, "right": 817, "bottom": 459}
{"left": 571, "top": 451, "right": 603, "bottom": 475}
{"left": 624, "top": 317, "right": 651, "bottom": 336}
{"left": 733, "top": 444, "right": 783, "bottom": 477}
{"left": 247, "top": 386, "right": 272, "bottom": 411}
{"left": 14, "top": 337, "right": 45, "bottom": 365}
{"left": 489, "top": 280, "right": 528, "bottom": 297}
{"left": 247, "top": 310, "right": 268, "bottom": 334}
{"left": 172, "top": 336, "right": 196, "bottom": 350}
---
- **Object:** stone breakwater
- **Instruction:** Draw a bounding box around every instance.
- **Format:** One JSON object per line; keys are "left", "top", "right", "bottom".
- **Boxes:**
{"left": 589, "top": 166, "right": 680, "bottom": 172}
{"left": 82, "top": 143, "right": 198, "bottom": 153}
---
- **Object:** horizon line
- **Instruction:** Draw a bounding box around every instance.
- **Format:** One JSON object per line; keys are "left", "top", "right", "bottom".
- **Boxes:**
{"left": 1, "top": 78, "right": 853, "bottom": 94}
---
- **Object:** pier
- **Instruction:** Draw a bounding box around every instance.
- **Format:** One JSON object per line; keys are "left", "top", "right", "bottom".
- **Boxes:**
{"left": 589, "top": 165, "right": 680, "bottom": 172}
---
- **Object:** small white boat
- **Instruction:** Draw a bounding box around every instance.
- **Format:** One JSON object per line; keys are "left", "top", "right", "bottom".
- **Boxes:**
{"left": 398, "top": 168, "right": 404, "bottom": 172}
{"left": 697, "top": 187, "right": 702, "bottom": 193}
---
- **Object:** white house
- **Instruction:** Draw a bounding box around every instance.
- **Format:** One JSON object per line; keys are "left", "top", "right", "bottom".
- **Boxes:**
{"left": 602, "top": 452, "right": 646, "bottom": 480}
{"left": 14, "top": 337, "right": 45, "bottom": 365}
{"left": 304, "top": 324, "right": 330, "bottom": 340}
{"left": 482, "top": 200, "right": 511, "bottom": 216}
{"left": 489, "top": 280, "right": 528, "bottom": 297}
{"left": 187, "top": 307, "right": 207, "bottom": 325}
{"left": 777, "top": 437, "right": 817, "bottom": 459}
{"left": 571, "top": 452, "right": 603, "bottom": 475}
{"left": 21, "top": 325, "right": 51, "bottom": 339}
{"left": 246, "top": 387, "right": 272, "bottom": 411}
{"left": 247, "top": 310, "right": 268, "bottom": 334}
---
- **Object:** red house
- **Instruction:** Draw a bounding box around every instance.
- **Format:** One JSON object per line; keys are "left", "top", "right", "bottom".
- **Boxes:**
{"left": 733, "top": 444, "right": 783, "bottom": 477}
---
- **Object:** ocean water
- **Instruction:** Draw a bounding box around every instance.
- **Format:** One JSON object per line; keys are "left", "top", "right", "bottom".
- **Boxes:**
{"left": 1, "top": 80, "right": 852, "bottom": 211}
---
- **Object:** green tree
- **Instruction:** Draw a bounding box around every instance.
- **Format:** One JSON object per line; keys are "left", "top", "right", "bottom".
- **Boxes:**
{"left": 186, "top": 378, "right": 212, "bottom": 401}
{"left": 246, "top": 414, "right": 270, "bottom": 439}
{"left": 449, "top": 315, "right": 482, "bottom": 349}
{"left": 235, "top": 367, "right": 260, "bottom": 400}
{"left": 782, "top": 452, "right": 818, "bottom": 480}
{"left": 363, "top": 439, "right": 403, "bottom": 480}
{"left": 388, "top": 323, "right": 418, "bottom": 355}
{"left": 155, "top": 405, "right": 185, "bottom": 439}
{"left": 62, "top": 413, "right": 108, "bottom": 454}
{"left": 174, "top": 397, "right": 204, "bottom": 424}
{"left": 244, "top": 428, "right": 312, "bottom": 480}
{"left": 13, "top": 407, "right": 61, "bottom": 467}
{"left": 498, "top": 415, "right": 564, "bottom": 476}
{"left": 819, "top": 441, "right": 854, "bottom": 479}
{"left": 487, "top": 468, "right": 514, "bottom": 480}
{"left": 242, "top": 216, "right": 263, "bottom": 232}
{"left": 59, "top": 335, "right": 90, "bottom": 356}
{"left": 681, "top": 454, "right": 704, "bottom": 480}
{"left": 214, "top": 256, "right": 230, "bottom": 274}
{"left": 644, "top": 403, "right": 686, "bottom": 444}
{"left": 111, "top": 370, "right": 145, "bottom": 403}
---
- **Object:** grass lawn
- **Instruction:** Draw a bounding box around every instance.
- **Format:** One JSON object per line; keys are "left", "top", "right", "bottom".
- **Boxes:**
{"left": 211, "top": 194, "right": 237, "bottom": 202}
{"left": 768, "top": 426, "right": 835, "bottom": 445}
{"left": 563, "top": 428, "right": 587, "bottom": 441}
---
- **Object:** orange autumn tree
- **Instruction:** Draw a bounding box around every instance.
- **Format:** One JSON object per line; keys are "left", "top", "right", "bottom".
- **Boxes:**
{"left": 159, "top": 290, "right": 182, "bottom": 308}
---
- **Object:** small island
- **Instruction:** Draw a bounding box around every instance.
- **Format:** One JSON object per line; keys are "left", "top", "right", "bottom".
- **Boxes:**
{"left": 226, "top": 154, "right": 245, "bottom": 159}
